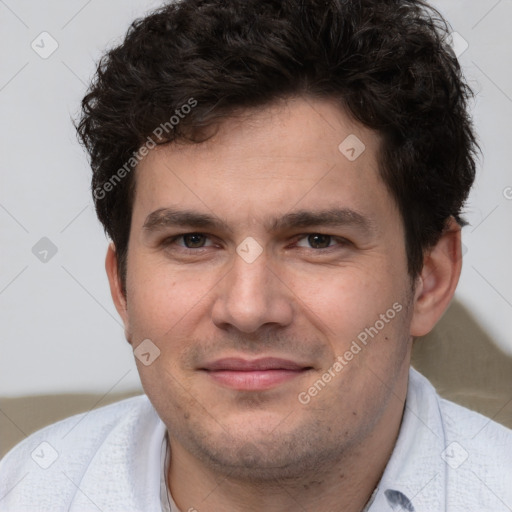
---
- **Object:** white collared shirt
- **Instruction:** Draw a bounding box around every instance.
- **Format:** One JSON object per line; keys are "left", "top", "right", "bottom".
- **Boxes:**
{"left": 1, "top": 368, "right": 511, "bottom": 511}
{"left": 362, "top": 367, "right": 512, "bottom": 511}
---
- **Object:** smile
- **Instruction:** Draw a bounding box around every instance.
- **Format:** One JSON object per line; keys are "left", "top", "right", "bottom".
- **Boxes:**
{"left": 201, "top": 357, "right": 313, "bottom": 391}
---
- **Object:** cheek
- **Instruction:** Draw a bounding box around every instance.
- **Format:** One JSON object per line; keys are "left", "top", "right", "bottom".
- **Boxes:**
{"left": 295, "top": 267, "right": 400, "bottom": 334}
{"left": 125, "top": 256, "right": 217, "bottom": 340}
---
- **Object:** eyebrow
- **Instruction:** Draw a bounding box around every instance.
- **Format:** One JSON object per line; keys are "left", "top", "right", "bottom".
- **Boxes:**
{"left": 142, "top": 207, "right": 376, "bottom": 236}
{"left": 143, "top": 208, "right": 234, "bottom": 233}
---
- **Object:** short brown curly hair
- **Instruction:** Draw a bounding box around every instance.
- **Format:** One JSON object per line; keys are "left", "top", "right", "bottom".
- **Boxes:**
{"left": 76, "top": 0, "right": 478, "bottom": 292}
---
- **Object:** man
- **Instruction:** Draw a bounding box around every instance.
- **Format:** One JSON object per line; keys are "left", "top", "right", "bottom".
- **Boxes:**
{"left": 1, "top": 0, "right": 511, "bottom": 510}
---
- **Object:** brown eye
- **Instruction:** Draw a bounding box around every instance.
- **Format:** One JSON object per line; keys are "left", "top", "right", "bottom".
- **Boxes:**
{"left": 182, "top": 233, "right": 207, "bottom": 248}
{"left": 307, "top": 234, "right": 333, "bottom": 249}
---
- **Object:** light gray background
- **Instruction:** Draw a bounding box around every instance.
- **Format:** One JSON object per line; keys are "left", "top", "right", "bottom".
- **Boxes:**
{"left": 1, "top": 0, "right": 511, "bottom": 397}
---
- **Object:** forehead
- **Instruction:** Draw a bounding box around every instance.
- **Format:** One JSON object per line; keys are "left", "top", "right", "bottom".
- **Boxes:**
{"left": 132, "top": 96, "right": 394, "bottom": 230}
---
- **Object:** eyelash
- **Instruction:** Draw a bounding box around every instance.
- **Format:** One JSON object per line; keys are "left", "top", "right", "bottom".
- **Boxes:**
{"left": 160, "top": 233, "right": 351, "bottom": 253}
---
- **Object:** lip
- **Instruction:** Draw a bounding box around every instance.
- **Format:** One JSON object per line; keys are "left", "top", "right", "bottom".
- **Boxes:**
{"left": 201, "top": 357, "right": 312, "bottom": 391}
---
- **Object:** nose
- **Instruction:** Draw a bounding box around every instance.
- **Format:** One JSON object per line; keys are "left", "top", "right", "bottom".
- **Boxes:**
{"left": 211, "top": 248, "right": 294, "bottom": 334}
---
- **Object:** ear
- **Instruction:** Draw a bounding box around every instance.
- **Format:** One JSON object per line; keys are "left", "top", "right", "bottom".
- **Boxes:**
{"left": 105, "top": 242, "right": 129, "bottom": 329}
{"left": 410, "top": 217, "right": 463, "bottom": 337}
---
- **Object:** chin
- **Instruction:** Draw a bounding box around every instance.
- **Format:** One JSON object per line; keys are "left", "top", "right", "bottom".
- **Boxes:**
{"left": 181, "top": 417, "right": 347, "bottom": 482}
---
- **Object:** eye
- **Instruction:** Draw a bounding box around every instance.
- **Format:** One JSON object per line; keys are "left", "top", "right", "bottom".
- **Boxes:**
{"left": 295, "top": 234, "right": 349, "bottom": 250}
{"left": 181, "top": 233, "right": 209, "bottom": 248}
{"left": 162, "top": 233, "right": 214, "bottom": 249}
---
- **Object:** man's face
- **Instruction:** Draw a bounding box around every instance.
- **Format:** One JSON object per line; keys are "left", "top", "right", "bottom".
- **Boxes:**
{"left": 116, "top": 97, "right": 416, "bottom": 478}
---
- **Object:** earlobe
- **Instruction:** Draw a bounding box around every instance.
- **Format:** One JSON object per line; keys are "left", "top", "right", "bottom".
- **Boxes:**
{"left": 410, "top": 217, "right": 463, "bottom": 337}
{"left": 105, "top": 242, "right": 128, "bottom": 324}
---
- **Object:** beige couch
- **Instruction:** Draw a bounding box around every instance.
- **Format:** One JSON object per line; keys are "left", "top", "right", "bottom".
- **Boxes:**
{"left": 2, "top": 300, "right": 511, "bottom": 459}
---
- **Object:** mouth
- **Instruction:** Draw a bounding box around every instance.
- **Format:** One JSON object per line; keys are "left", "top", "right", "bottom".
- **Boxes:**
{"left": 201, "top": 357, "right": 313, "bottom": 391}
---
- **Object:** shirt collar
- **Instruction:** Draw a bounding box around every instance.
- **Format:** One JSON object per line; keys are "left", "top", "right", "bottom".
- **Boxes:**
{"left": 367, "top": 367, "right": 447, "bottom": 511}
{"left": 161, "top": 433, "right": 180, "bottom": 512}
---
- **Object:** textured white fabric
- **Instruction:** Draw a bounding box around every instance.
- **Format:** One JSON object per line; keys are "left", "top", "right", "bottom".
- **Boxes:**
{"left": 0, "top": 396, "right": 166, "bottom": 511}
{"left": 367, "top": 368, "right": 512, "bottom": 511}
{"left": 0, "top": 368, "right": 511, "bottom": 511}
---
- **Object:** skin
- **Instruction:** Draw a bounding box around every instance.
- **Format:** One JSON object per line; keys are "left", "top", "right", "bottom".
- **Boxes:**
{"left": 106, "top": 96, "right": 462, "bottom": 512}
